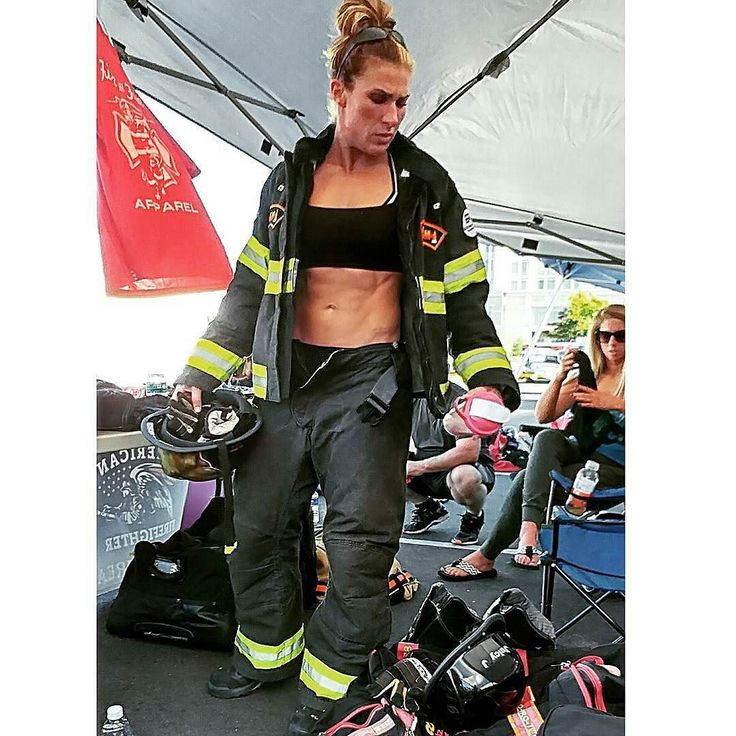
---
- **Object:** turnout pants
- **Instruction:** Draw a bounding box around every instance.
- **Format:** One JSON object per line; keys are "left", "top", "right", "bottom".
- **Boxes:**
{"left": 227, "top": 341, "right": 412, "bottom": 707}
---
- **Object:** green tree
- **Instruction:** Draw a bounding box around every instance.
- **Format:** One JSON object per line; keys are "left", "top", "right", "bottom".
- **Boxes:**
{"left": 549, "top": 293, "right": 608, "bottom": 340}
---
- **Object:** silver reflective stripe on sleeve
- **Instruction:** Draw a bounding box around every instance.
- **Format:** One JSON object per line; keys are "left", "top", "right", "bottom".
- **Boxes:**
{"left": 187, "top": 339, "right": 243, "bottom": 382}
{"left": 454, "top": 347, "right": 512, "bottom": 382}
{"left": 444, "top": 249, "right": 486, "bottom": 294}
{"left": 238, "top": 236, "right": 269, "bottom": 280}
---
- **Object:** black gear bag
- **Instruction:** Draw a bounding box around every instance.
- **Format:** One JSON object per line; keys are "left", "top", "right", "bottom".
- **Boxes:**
{"left": 105, "top": 496, "right": 236, "bottom": 650}
{"left": 538, "top": 705, "right": 624, "bottom": 735}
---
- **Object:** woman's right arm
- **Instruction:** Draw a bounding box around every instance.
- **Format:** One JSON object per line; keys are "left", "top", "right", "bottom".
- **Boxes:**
{"left": 535, "top": 349, "right": 579, "bottom": 423}
{"left": 173, "top": 165, "right": 283, "bottom": 397}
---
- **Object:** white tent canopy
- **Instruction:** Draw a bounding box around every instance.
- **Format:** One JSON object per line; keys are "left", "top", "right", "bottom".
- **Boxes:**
{"left": 98, "top": 0, "right": 624, "bottom": 270}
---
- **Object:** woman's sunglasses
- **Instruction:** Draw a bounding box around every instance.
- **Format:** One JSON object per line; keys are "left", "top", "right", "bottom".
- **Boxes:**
{"left": 334, "top": 26, "right": 407, "bottom": 79}
{"left": 597, "top": 329, "right": 625, "bottom": 343}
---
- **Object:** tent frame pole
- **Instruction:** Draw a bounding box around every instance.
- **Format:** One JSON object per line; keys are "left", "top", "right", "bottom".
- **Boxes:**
{"left": 135, "top": 4, "right": 286, "bottom": 155}
{"left": 514, "top": 273, "right": 569, "bottom": 380}
{"left": 528, "top": 223, "right": 624, "bottom": 266}
{"left": 112, "top": 45, "right": 291, "bottom": 116}
{"left": 408, "top": 0, "right": 574, "bottom": 139}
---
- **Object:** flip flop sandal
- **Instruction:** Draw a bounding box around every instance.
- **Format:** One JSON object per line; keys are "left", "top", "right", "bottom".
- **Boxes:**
{"left": 437, "top": 558, "right": 498, "bottom": 582}
{"left": 509, "top": 546, "right": 541, "bottom": 570}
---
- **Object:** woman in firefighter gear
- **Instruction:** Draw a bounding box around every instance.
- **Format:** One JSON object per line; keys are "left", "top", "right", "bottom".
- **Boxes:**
{"left": 172, "top": 2, "right": 520, "bottom": 734}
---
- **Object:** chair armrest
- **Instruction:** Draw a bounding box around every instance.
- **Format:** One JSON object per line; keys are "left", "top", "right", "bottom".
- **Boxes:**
{"left": 592, "top": 486, "right": 625, "bottom": 501}
{"left": 549, "top": 472, "right": 625, "bottom": 502}
{"left": 549, "top": 470, "right": 573, "bottom": 491}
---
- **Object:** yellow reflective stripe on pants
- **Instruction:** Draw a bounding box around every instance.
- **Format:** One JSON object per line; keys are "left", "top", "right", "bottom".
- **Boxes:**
{"left": 187, "top": 339, "right": 243, "bottom": 382}
{"left": 444, "top": 249, "right": 486, "bottom": 294}
{"left": 419, "top": 277, "right": 446, "bottom": 315}
{"left": 299, "top": 648, "right": 356, "bottom": 700}
{"left": 264, "top": 258, "right": 285, "bottom": 295}
{"left": 235, "top": 626, "right": 305, "bottom": 670}
{"left": 238, "top": 235, "right": 269, "bottom": 280}
{"left": 252, "top": 362, "right": 267, "bottom": 399}
{"left": 454, "top": 346, "right": 512, "bottom": 382}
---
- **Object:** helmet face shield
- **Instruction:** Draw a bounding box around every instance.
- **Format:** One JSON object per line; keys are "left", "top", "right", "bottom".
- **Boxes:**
{"left": 158, "top": 448, "right": 219, "bottom": 481}
{"left": 448, "top": 633, "right": 525, "bottom": 703}
{"left": 415, "top": 632, "right": 524, "bottom": 730}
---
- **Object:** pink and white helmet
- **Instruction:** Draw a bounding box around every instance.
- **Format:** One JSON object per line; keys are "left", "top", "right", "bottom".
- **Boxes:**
{"left": 443, "top": 388, "right": 511, "bottom": 438}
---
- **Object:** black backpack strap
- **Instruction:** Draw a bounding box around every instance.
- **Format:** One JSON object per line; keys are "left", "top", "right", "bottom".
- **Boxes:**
{"left": 216, "top": 442, "right": 236, "bottom": 546}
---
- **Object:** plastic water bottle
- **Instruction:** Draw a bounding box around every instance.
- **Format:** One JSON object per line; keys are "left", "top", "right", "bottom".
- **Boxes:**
{"left": 565, "top": 460, "right": 600, "bottom": 516}
{"left": 311, "top": 491, "right": 321, "bottom": 528}
{"left": 101, "top": 705, "right": 135, "bottom": 735}
{"left": 145, "top": 371, "right": 167, "bottom": 396}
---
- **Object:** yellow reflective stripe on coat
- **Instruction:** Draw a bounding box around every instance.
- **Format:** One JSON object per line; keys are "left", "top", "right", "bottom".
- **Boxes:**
{"left": 235, "top": 626, "right": 304, "bottom": 670}
{"left": 299, "top": 649, "right": 356, "bottom": 700}
{"left": 264, "top": 258, "right": 285, "bottom": 295}
{"left": 284, "top": 258, "right": 299, "bottom": 294}
{"left": 187, "top": 339, "right": 243, "bottom": 382}
{"left": 251, "top": 362, "right": 267, "bottom": 399}
{"left": 238, "top": 235, "right": 269, "bottom": 280}
{"left": 454, "top": 347, "right": 512, "bottom": 381}
{"left": 419, "top": 277, "right": 446, "bottom": 315}
{"left": 444, "top": 249, "right": 486, "bottom": 294}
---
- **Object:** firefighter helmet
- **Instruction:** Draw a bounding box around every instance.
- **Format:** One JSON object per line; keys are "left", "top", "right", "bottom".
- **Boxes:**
{"left": 140, "top": 388, "right": 261, "bottom": 482}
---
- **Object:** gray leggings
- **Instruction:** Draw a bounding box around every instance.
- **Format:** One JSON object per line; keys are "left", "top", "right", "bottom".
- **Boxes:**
{"left": 480, "top": 429, "right": 625, "bottom": 560}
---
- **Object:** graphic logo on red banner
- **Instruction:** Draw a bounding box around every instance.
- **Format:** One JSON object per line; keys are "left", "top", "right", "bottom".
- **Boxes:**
{"left": 420, "top": 219, "right": 447, "bottom": 251}
{"left": 97, "top": 21, "right": 233, "bottom": 295}
{"left": 110, "top": 96, "right": 180, "bottom": 201}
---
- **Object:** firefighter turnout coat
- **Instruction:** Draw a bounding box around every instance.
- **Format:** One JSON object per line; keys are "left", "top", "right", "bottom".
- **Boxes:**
{"left": 176, "top": 125, "right": 520, "bottom": 415}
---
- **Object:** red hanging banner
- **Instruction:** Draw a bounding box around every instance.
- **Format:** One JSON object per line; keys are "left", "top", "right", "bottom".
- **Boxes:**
{"left": 96, "top": 22, "right": 233, "bottom": 296}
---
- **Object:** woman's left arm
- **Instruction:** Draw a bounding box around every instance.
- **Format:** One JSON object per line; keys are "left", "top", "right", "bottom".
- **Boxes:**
{"left": 572, "top": 386, "right": 625, "bottom": 413}
{"left": 442, "top": 183, "right": 521, "bottom": 412}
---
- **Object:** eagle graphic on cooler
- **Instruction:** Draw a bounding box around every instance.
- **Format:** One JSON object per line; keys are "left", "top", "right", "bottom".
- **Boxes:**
{"left": 98, "top": 462, "right": 175, "bottom": 525}
{"left": 109, "top": 96, "right": 180, "bottom": 200}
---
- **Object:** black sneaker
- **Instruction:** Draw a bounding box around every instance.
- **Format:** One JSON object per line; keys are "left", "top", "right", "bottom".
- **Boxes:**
{"left": 207, "top": 665, "right": 264, "bottom": 699}
{"left": 452, "top": 511, "right": 485, "bottom": 545}
{"left": 403, "top": 499, "right": 449, "bottom": 535}
{"left": 286, "top": 704, "right": 327, "bottom": 736}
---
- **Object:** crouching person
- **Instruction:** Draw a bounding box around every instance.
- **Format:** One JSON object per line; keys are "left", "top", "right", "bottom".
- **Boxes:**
{"left": 404, "top": 380, "right": 496, "bottom": 545}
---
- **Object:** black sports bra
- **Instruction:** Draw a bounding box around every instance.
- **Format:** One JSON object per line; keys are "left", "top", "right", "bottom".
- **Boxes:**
{"left": 298, "top": 157, "right": 402, "bottom": 273}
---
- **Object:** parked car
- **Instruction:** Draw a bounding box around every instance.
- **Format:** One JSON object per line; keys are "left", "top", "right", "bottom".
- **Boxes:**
{"left": 518, "top": 352, "right": 561, "bottom": 383}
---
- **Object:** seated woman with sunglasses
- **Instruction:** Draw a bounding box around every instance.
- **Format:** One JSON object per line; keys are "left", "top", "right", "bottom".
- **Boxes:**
{"left": 438, "top": 304, "right": 625, "bottom": 581}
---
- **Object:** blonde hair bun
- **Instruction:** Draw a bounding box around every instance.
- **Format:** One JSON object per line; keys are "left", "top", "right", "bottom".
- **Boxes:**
{"left": 326, "top": 1, "right": 412, "bottom": 82}
{"left": 334, "top": 0, "right": 395, "bottom": 38}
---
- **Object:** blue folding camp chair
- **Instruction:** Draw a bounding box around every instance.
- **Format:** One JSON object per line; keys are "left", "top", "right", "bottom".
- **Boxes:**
{"left": 538, "top": 470, "right": 625, "bottom": 641}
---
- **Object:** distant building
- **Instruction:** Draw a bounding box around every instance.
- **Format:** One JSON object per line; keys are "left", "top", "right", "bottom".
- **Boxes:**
{"left": 479, "top": 244, "right": 624, "bottom": 347}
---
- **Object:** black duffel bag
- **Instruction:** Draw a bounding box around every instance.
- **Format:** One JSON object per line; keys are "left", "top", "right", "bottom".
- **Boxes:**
{"left": 538, "top": 705, "right": 624, "bottom": 735}
{"left": 106, "top": 496, "right": 236, "bottom": 650}
{"left": 97, "top": 380, "right": 169, "bottom": 431}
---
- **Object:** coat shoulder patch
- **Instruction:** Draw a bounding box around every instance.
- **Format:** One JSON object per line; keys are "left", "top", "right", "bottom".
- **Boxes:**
{"left": 268, "top": 202, "right": 285, "bottom": 230}
{"left": 420, "top": 219, "right": 447, "bottom": 251}
{"left": 462, "top": 209, "right": 477, "bottom": 237}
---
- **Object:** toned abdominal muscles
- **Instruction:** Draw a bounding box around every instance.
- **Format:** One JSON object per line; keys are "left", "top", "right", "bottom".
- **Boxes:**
{"left": 293, "top": 267, "right": 402, "bottom": 347}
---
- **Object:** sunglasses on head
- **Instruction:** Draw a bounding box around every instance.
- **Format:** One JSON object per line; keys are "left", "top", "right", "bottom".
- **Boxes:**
{"left": 334, "top": 26, "right": 407, "bottom": 79}
{"left": 597, "top": 329, "right": 625, "bottom": 343}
